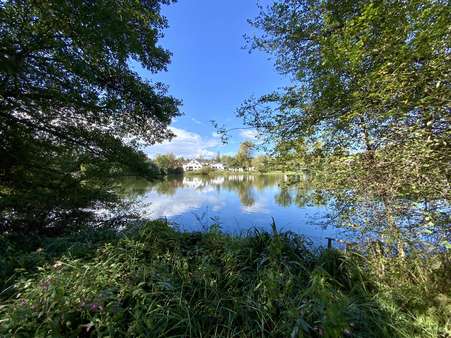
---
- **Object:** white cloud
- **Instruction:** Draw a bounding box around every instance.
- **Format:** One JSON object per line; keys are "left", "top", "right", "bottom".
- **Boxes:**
{"left": 239, "top": 129, "right": 259, "bottom": 140}
{"left": 144, "top": 127, "right": 219, "bottom": 159}
{"left": 190, "top": 117, "right": 203, "bottom": 125}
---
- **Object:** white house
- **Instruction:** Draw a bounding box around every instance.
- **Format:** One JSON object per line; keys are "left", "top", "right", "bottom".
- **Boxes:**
{"left": 209, "top": 162, "right": 225, "bottom": 170}
{"left": 183, "top": 160, "right": 203, "bottom": 171}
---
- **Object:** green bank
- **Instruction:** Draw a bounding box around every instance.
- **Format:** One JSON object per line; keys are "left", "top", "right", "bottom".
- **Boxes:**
{"left": 1, "top": 221, "right": 449, "bottom": 337}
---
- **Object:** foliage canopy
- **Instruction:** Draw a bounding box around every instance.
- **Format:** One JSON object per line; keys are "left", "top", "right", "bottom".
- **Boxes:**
{"left": 0, "top": 0, "right": 180, "bottom": 232}
{"left": 240, "top": 0, "right": 450, "bottom": 249}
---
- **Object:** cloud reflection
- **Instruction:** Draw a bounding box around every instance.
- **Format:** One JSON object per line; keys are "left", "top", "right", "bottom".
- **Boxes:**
{"left": 141, "top": 188, "right": 225, "bottom": 219}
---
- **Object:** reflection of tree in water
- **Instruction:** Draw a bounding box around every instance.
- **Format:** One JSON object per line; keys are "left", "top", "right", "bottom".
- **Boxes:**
{"left": 253, "top": 175, "right": 280, "bottom": 191}
{"left": 294, "top": 189, "right": 310, "bottom": 208}
{"left": 268, "top": 175, "right": 328, "bottom": 208}
{"left": 274, "top": 187, "right": 293, "bottom": 207}
{"left": 114, "top": 176, "right": 186, "bottom": 199}
{"left": 220, "top": 176, "right": 257, "bottom": 207}
{"left": 238, "top": 185, "right": 256, "bottom": 207}
{"left": 181, "top": 174, "right": 326, "bottom": 209}
{"left": 113, "top": 177, "right": 153, "bottom": 200}
{"left": 152, "top": 177, "right": 184, "bottom": 196}
{"left": 293, "top": 180, "right": 324, "bottom": 208}
{"left": 219, "top": 175, "right": 293, "bottom": 207}
{"left": 117, "top": 174, "right": 328, "bottom": 212}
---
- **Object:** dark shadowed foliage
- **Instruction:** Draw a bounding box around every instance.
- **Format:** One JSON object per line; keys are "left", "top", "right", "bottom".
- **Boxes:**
{"left": 0, "top": 0, "right": 180, "bottom": 232}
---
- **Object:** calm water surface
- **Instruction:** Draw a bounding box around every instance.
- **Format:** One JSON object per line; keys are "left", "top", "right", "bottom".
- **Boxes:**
{"left": 119, "top": 174, "right": 342, "bottom": 245}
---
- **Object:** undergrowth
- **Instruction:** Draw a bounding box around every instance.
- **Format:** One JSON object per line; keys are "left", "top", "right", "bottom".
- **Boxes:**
{"left": 0, "top": 221, "right": 449, "bottom": 337}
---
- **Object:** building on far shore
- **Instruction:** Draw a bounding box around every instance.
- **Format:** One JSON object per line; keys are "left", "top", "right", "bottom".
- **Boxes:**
{"left": 209, "top": 162, "right": 225, "bottom": 170}
{"left": 182, "top": 160, "right": 203, "bottom": 171}
{"left": 182, "top": 160, "right": 226, "bottom": 172}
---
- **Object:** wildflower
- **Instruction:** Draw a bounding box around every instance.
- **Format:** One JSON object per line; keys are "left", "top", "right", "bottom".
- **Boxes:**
{"left": 89, "top": 303, "right": 103, "bottom": 312}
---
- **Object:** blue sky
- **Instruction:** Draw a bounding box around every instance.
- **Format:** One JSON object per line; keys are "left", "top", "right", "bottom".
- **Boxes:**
{"left": 136, "top": 0, "right": 286, "bottom": 159}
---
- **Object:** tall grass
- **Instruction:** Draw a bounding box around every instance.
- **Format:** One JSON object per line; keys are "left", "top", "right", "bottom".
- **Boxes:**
{"left": 0, "top": 221, "right": 449, "bottom": 337}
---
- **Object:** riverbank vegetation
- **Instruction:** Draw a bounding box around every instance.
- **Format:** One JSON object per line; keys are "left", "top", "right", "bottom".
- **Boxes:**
{"left": 1, "top": 221, "right": 449, "bottom": 337}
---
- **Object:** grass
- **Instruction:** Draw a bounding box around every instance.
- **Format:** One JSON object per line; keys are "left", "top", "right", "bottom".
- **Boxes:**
{"left": 0, "top": 221, "right": 449, "bottom": 337}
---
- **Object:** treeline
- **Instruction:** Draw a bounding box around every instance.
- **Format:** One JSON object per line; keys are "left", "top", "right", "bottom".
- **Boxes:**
{"left": 151, "top": 141, "right": 303, "bottom": 174}
{"left": 152, "top": 142, "right": 275, "bottom": 174}
{"left": 212, "top": 141, "right": 286, "bottom": 172}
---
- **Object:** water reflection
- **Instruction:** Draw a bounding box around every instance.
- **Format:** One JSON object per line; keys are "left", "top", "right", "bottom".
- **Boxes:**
{"left": 117, "top": 174, "right": 341, "bottom": 242}
{"left": 275, "top": 188, "right": 293, "bottom": 207}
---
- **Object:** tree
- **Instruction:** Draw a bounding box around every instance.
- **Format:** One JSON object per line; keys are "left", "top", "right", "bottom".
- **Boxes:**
{"left": 0, "top": 0, "right": 180, "bottom": 232}
{"left": 251, "top": 155, "right": 269, "bottom": 173}
{"left": 154, "top": 153, "right": 183, "bottom": 175}
{"left": 219, "top": 155, "right": 237, "bottom": 169}
{"left": 236, "top": 141, "right": 255, "bottom": 169}
{"left": 240, "top": 0, "right": 450, "bottom": 249}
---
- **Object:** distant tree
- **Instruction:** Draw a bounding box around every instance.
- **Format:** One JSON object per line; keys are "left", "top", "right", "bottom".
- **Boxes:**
{"left": 275, "top": 188, "right": 292, "bottom": 208}
{"left": 236, "top": 141, "right": 255, "bottom": 168}
{"left": 154, "top": 153, "right": 183, "bottom": 175}
{"left": 220, "top": 155, "right": 237, "bottom": 169}
{"left": 0, "top": 0, "right": 180, "bottom": 232}
{"left": 251, "top": 155, "right": 269, "bottom": 173}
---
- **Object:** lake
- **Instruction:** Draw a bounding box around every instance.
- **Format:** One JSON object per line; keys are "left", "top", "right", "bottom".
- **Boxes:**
{"left": 118, "top": 174, "right": 343, "bottom": 246}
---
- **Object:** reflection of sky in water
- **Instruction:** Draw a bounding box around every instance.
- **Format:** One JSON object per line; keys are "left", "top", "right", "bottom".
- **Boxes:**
{"left": 131, "top": 175, "right": 342, "bottom": 245}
